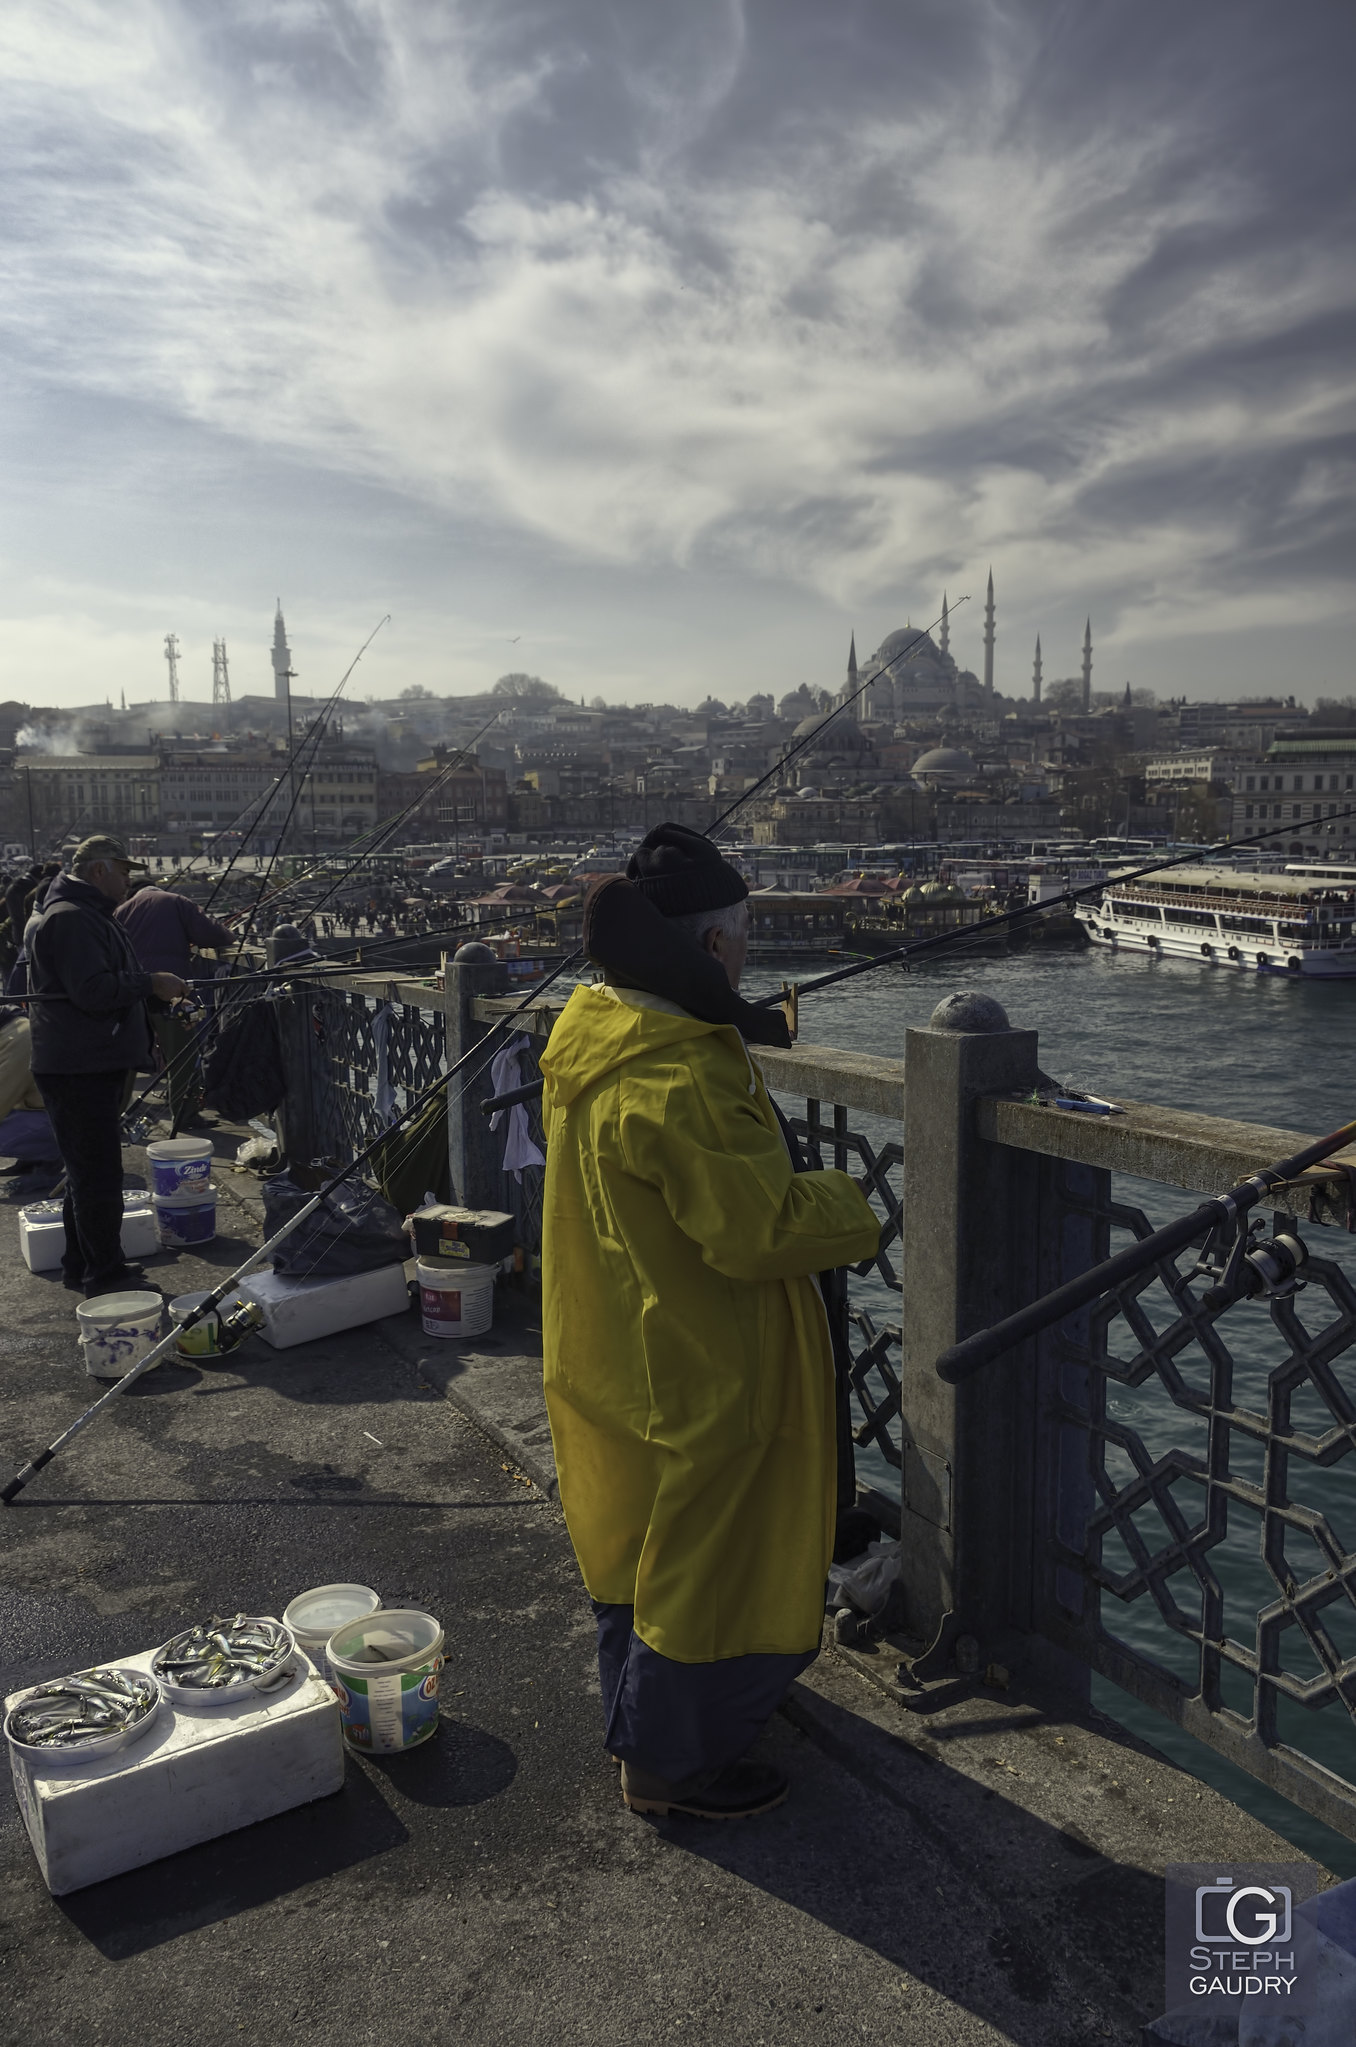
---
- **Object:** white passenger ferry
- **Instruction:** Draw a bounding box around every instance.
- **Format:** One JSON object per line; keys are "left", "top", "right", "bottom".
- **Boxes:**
{"left": 1076, "top": 866, "right": 1356, "bottom": 977}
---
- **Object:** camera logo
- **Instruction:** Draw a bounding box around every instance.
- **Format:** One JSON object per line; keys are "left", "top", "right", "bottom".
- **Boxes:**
{"left": 1165, "top": 1861, "right": 1318, "bottom": 2019}
{"left": 1195, "top": 1876, "right": 1292, "bottom": 1947}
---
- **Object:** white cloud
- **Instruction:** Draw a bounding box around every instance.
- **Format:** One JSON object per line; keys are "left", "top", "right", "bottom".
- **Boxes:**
{"left": 0, "top": 0, "right": 1353, "bottom": 702}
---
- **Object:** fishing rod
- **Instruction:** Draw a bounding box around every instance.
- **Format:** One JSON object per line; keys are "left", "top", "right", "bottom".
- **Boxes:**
{"left": 141, "top": 731, "right": 503, "bottom": 1128}
{"left": 142, "top": 606, "right": 948, "bottom": 1117}
{"left": 476, "top": 805, "right": 1356, "bottom": 1115}
{"left": 0, "top": 612, "right": 1030, "bottom": 1499}
{"left": 153, "top": 628, "right": 393, "bottom": 1136}
{"left": 707, "top": 603, "right": 968, "bottom": 840}
{"left": 934, "top": 1115, "right": 1356, "bottom": 1386}
{"left": 245, "top": 709, "right": 501, "bottom": 928}
{"left": 200, "top": 615, "right": 391, "bottom": 916}
{"left": 743, "top": 805, "right": 1356, "bottom": 1010}
{"left": 1, "top": 932, "right": 586, "bottom": 1506}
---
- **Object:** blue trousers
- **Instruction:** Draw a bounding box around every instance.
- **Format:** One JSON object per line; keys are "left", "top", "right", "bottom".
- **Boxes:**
{"left": 593, "top": 1600, "right": 815, "bottom": 1785}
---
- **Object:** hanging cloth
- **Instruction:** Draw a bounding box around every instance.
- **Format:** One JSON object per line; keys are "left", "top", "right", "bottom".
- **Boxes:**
{"left": 489, "top": 1033, "right": 546, "bottom": 1182}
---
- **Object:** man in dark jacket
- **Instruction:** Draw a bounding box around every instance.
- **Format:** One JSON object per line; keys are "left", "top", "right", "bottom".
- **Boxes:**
{"left": 29, "top": 836, "right": 189, "bottom": 1296}
{"left": 116, "top": 883, "right": 238, "bottom": 1129}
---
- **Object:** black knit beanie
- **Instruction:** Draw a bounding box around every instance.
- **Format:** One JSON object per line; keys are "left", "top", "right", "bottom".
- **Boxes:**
{"left": 626, "top": 822, "right": 749, "bottom": 919}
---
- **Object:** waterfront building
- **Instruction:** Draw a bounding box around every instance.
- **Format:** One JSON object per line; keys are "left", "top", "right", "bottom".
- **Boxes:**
{"left": 1227, "top": 733, "right": 1356, "bottom": 852}
{"left": 160, "top": 751, "right": 278, "bottom": 834}
{"left": 17, "top": 753, "right": 161, "bottom": 837}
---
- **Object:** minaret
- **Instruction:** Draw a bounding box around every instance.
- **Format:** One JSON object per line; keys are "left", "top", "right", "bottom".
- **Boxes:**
{"left": 271, "top": 602, "right": 293, "bottom": 706}
{"left": 1032, "top": 635, "right": 1042, "bottom": 706}
{"left": 1081, "top": 617, "right": 1093, "bottom": 713}
{"left": 845, "top": 629, "right": 859, "bottom": 715}
{"left": 939, "top": 592, "right": 950, "bottom": 659}
{"left": 982, "top": 569, "right": 995, "bottom": 701}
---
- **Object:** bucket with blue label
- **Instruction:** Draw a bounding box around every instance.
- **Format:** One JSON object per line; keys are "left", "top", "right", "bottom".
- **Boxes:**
{"left": 325, "top": 1609, "right": 444, "bottom": 1753}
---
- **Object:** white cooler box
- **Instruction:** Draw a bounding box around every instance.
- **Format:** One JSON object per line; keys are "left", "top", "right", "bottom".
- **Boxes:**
{"left": 19, "top": 1196, "right": 161, "bottom": 1274}
{"left": 232, "top": 1261, "right": 412, "bottom": 1349}
{"left": 5, "top": 1646, "right": 344, "bottom": 1895}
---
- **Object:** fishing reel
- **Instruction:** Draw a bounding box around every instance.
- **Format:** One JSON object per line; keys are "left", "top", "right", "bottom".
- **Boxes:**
{"left": 1190, "top": 1212, "right": 1309, "bottom": 1311}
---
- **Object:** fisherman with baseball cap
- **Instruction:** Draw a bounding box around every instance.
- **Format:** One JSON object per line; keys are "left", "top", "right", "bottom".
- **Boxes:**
{"left": 538, "top": 822, "right": 879, "bottom": 1819}
{"left": 28, "top": 836, "right": 191, "bottom": 1296}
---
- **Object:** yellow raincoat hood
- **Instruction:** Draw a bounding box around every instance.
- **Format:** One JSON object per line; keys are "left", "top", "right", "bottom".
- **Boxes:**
{"left": 540, "top": 983, "right": 880, "bottom": 1664}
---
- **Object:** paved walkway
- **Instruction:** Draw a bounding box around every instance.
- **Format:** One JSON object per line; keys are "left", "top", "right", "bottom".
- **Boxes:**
{"left": 0, "top": 1148, "right": 1321, "bottom": 2046}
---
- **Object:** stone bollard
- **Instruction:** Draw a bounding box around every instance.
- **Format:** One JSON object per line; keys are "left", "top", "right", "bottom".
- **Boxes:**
{"left": 899, "top": 991, "right": 1057, "bottom": 1674}
{"left": 445, "top": 947, "right": 511, "bottom": 1209}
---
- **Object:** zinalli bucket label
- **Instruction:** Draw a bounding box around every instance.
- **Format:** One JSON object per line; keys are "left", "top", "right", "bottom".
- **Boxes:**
{"left": 331, "top": 1664, "right": 441, "bottom": 1751}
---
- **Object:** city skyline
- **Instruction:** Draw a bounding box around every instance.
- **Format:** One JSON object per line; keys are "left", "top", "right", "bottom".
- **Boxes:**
{"left": 2, "top": 2, "right": 1353, "bottom": 711}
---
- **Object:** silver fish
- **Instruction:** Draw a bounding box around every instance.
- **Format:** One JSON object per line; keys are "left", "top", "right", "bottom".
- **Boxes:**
{"left": 152, "top": 1614, "right": 290, "bottom": 1690}
{"left": 9, "top": 1666, "right": 155, "bottom": 1748}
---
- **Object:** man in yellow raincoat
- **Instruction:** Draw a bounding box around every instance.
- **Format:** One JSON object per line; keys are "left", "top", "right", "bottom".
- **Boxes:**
{"left": 540, "top": 823, "right": 880, "bottom": 1819}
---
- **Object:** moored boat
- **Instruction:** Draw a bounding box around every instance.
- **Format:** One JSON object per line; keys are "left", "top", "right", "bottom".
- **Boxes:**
{"left": 1076, "top": 866, "right": 1356, "bottom": 977}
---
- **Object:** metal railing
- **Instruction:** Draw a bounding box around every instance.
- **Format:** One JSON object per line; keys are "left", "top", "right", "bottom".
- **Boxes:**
{"left": 272, "top": 971, "right": 1356, "bottom": 1836}
{"left": 278, "top": 971, "right": 448, "bottom": 1166}
{"left": 978, "top": 1092, "right": 1356, "bottom": 1840}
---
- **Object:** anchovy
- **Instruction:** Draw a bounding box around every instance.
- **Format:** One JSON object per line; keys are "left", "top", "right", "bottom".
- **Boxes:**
{"left": 9, "top": 1666, "right": 156, "bottom": 1748}
{"left": 152, "top": 1614, "right": 291, "bottom": 1691}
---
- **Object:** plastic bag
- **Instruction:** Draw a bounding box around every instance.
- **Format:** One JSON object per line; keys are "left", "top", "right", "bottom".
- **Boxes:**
{"left": 262, "top": 1173, "right": 409, "bottom": 1278}
{"left": 825, "top": 1537, "right": 902, "bottom": 1619}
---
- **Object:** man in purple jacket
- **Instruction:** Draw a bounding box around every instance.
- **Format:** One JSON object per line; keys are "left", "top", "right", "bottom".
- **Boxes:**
{"left": 116, "top": 881, "right": 238, "bottom": 1130}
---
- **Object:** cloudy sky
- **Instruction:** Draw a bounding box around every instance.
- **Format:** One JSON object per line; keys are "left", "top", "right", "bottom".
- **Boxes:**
{"left": 2, "top": 0, "right": 1353, "bottom": 710}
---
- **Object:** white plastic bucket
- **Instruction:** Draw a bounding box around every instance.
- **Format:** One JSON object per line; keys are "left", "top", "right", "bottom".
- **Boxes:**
{"left": 283, "top": 1584, "right": 382, "bottom": 1671}
{"left": 154, "top": 1187, "right": 218, "bottom": 1248}
{"left": 417, "top": 1258, "right": 494, "bottom": 1340}
{"left": 146, "top": 1137, "right": 214, "bottom": 1201}
{"left": 75, "top": 1291, "right": 165, "bottom": 1379}
{"left": 326, "top": 1609, "right": 444, "bottom": 1752}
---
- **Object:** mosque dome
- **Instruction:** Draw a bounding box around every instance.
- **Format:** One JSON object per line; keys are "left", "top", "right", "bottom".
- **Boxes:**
{"left": 913, "top": 746, "right": 977, "bottom": 775}
{"left": 877, "top": 628, "right": 940, "bottom": 666}
{"left": 902, "top": 885, "right": 927, "bottom": 908}
{"left": 793, "top": 714, "right": 871, "bottom": 751}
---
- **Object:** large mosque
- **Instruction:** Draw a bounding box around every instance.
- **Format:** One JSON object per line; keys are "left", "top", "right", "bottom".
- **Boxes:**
{"left": 834, "top": 573, "right": 1095, "bottom": 722}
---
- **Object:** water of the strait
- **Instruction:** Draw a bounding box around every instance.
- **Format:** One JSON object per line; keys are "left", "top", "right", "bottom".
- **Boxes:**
{"left": 743, "top": 941, "right": 1356, "bottom": 1873}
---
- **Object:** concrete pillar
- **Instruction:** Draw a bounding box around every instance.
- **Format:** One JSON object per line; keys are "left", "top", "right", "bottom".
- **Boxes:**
{"left": 900, "top": 991, "right": 1042, "bottom": 1657}
{"left": 445, "top": 951, "right": 510, "bottom": 1208}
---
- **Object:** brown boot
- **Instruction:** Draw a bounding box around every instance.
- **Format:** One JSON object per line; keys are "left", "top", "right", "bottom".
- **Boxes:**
{"left": 620, "top": 1759, "right": 788, "bottom": 1819}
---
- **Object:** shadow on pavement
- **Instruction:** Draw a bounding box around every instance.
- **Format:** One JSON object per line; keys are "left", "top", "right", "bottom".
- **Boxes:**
{"left": 57, "top": 1764, "right": 408, "bottom": 1961}
{"left": 651, "top": 1684, "right": 1160, "bottom": 2042}
{"left": 363, "top": 1714, "right": 517, "bottom": 1808}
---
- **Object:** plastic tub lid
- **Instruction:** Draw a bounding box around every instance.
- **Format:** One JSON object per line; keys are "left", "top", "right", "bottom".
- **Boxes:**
{"left": 75, "top": 1291, "right": 164, "bottom": 1322}
{"left": 283, "top": 1583, "right": 381, "bottom": 1638}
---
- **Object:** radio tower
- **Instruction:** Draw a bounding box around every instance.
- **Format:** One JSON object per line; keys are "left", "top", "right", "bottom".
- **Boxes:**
{"left": 212, "top": 637, "right": 231, "bottom": 705}
{"left": 164, "top": 632, "right": 181, "bottom": 704}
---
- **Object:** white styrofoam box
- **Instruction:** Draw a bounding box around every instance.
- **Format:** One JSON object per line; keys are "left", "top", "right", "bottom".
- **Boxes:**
{"left": 5, "top": 1647, "right": 344, "bottom": 1895}
{"left": 233, "top": 1260, "right": 412, "bottom": 1350}
{"left": 19, "top": 1197, "right": 160, "bottom": 1274}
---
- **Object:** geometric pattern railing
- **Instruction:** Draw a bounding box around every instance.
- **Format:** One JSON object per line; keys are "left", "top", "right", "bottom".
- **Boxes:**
{"left": 293, "top": 983, "right": 448, "bottom": 1165}
{"left": 281, "top": 979, "right": 905, "bottom": 1506}
{"left": 786, "top": 1097, "right": 904, "bottom": 1476}
{"left": 1035, "top": 1156, "right": 1356, "bottom": 1837}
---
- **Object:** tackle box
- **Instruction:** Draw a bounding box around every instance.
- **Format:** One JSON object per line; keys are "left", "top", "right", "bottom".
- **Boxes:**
{"left": 19, "top": 1196, "right": 160, "bottom": 1274}
{"left": 409, "top": 1204, "right": 515, "bottom": 1266}
{"left": 5, "top": 1646, "right": 344, "bottom": 1895}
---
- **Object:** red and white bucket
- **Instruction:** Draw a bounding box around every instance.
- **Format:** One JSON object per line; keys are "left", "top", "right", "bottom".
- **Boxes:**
{"left": 416, "top": 1258, "right": 494, "bottom": 1340}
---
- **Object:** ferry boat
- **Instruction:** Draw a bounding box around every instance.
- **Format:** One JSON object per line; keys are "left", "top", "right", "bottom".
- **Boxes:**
{"left": 1076, "top": 866, "right": 1356, "bottom": 978}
